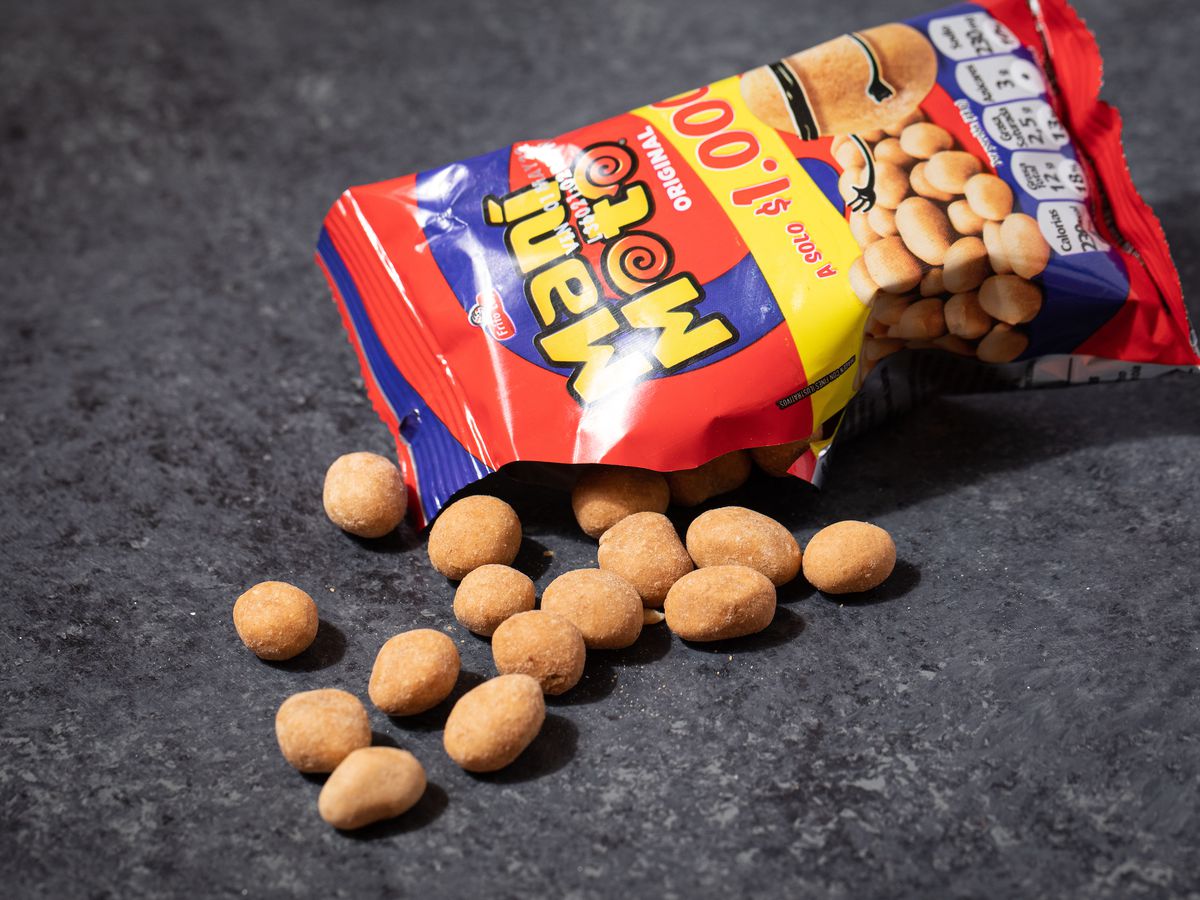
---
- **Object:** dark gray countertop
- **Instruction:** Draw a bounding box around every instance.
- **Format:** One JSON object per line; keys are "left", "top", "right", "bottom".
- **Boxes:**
{"left": 2, "top": 1, "right": 1198, "bottom": 897}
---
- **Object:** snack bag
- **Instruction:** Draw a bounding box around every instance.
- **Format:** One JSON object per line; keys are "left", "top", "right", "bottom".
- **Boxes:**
{"left": 316, "top": 0, "right": 1199, "bottom": 526}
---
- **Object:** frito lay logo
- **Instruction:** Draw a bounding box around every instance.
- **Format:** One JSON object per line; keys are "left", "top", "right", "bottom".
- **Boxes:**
{"left": 468, "top": 290, "right": 516, "bottom": 341}
{"left": 482, "top": 141, "right": 737, "bottom": 404}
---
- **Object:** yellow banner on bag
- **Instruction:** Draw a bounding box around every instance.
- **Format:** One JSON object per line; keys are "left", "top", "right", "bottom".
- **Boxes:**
{"left": 636, "top": 75, "right": 867, "bottom": 427}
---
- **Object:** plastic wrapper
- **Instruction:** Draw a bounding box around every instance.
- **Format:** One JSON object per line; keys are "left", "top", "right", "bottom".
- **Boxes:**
{"left": 316, "top": 0, "right": 1199, "bottom": 526}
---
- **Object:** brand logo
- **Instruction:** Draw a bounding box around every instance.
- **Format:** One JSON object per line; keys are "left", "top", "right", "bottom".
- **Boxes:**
{"left": 468, "top": 289, "right": 516, "bottom": 341}
{"left": 482, "top": 140, "right": 736, "bottom": 405}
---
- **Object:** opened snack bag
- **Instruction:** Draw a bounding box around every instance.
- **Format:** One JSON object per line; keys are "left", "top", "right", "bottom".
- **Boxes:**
{"left": 317, "top": 0, "right": 1199, "bottom": 526}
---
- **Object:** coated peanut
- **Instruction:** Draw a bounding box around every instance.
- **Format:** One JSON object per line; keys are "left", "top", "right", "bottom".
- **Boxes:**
{"left": 369, "top": 629, "right": 461, "bottom": 716}
{"left": 802, "top": 521, "right": 896, "bottom": 594}
{"left": 452, "top": 564, "right": 536, "bottom": 637}
{"left": 664, "top": 565, "right": 777, "bottom": 642}
{"left": 322, "top": 452, "right": 407, "bottom": 539}
{"left": 540, "top": 568, "right": 643, "bottom": 649}
{"left": 443, "top": 674, "right": 545, "bottom": 772}
{"left": 571, "top": 465, "right": 669, "bottom": 539}
{"left": 427, "top": 495, "right": 521, "bottom": 581}
{"left": 233, "top": 581, "right": 318, "bottom": 661}
{"left": 491, "top": 610, "right": 586, "bottom": 696}
{"left": 749, "top": 440, "right": 808, "bottom": 478}
{"left": 597, "top": 511, "right": 693, "bottom": 607}
{"left": 685, "top": 507, "right": 801, "bottom": 587}
{"left": 318, "top": 748, "right": 426, "bottom": 831}
{"left": 666, "top": 450, "right": 751, "bottom": 507}
{"left": 275, "top": 689, "right": 371, "bottom": 774}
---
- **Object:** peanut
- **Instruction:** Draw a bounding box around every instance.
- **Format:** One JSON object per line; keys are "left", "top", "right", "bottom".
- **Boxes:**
{"left": 849, "top": 255, "right": 882, "bottom": 306}
{"left": 883, "top": 107, "right": 926, "bottom": 137}
{"left": 943, "top": 291, "right": 993, "bottom": 340}
{"left": 895, "top": 196, "right": 955, "bottom": 266}
{"left": 685, "top": 507, "right": 802, "bottom": 587}
{"left": 978, "top": 274, "right": 1043, "bottom": 325}
{"left": 571, "top": 465, "right": 669, "bottom": 539}
{"left": 873, "top": 137, "right": 917, "bottom": 169}
{"left": 867, "top": 204, "right": 898, "bottom": 238}
{"left": 864, "top": 236, "right": 925, "bottom": 295}
{"left": 838, "top": 166, "right": 864, "bottom": 204}
{"left": 323, "top": 452, "right": 407, "bottom": 539}
{"left": 976, "top": 323, "right": 1029, "bottom": 363}
{"left": 872, "top": 161, "right": 911, "bottom": 209}
{"left": 909, "top": 161, "right": 955, "bottom": 202}
{"left": 933, "top": 334, "right": 975, "bottom": 356}
{"left": 368, "top": 629, "right": 461, "bottom": 716}
{"left": 864, "top": 336, "right": 904, "bottom": 362}
{"left": 942, "top": 236, "right": 990, "bottom": 294}
{"left": 835, "top": 138, "right": 864, "bottom": 169}
{"left": 849, "top": 211, "right": 879, "bottom": 248}
{"left": 919, "top": 267, "right": 944, "bottom": 297}
{"left": 452, "top": 564, "right": 535, "bottom": 637}
{"left": 664, "top": 565, "right": 777, "bottom": 642}
{"left": 899, "top": 122, "right": 954, "bottom": 159}
{"left": 597, "top": 511, "right": 693, "bottom": 607}
{"left": 924, "top": 151, "right": 983, "bottom": 194}
{"left": 233, "top": 581, "right": 318, "bottom": 661}
{"left": 443, "top": 674, "right": 545, "bottom": 772}
{"left": 999, "top": 213, "right": 1051, "bottom": 279}
{"left": 873, "top": 291, "right": 912, "bottom": 326}
{"left": 889, "top": 297, "right": 946, "bottom": 340}
{"left": 965, "top": 173, "right": 1014, "bottom": 221}
{"left": 802, "top": 521, "right": 896, "bottom": 594}
{"left": 982, "top": 220, "right": 1013, "bottom": 275}
{"left": 947, "top": 199, "right": 984, "bottom": 235}
{"left": 540, "top": 568, "right": 643, "bottom": 649}
{"left": 427, "top": 495, "right": 521, "bottom": 580}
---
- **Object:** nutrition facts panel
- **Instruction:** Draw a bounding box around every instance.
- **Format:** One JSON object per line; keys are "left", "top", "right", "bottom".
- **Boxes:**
{"left": 923, "top": 9, "right": 1111, "bottom": 259}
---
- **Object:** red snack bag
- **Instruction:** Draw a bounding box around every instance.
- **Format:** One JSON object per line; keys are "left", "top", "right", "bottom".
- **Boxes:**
{"left": 317, "top": 0, "right": 1198, "bottom": 526}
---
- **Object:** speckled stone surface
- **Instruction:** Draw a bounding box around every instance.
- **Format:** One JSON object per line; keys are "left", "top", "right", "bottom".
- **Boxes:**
{"left": 2, "top": 1, "right": 1199, "bottom": 897}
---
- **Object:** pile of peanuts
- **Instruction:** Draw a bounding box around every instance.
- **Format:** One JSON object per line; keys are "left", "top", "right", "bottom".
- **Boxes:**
{"left": 834, "top": 108, "right": 1051, "bottom": 380}
{"left": 233, "top": 447, "right": 898, "bottom": 831}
